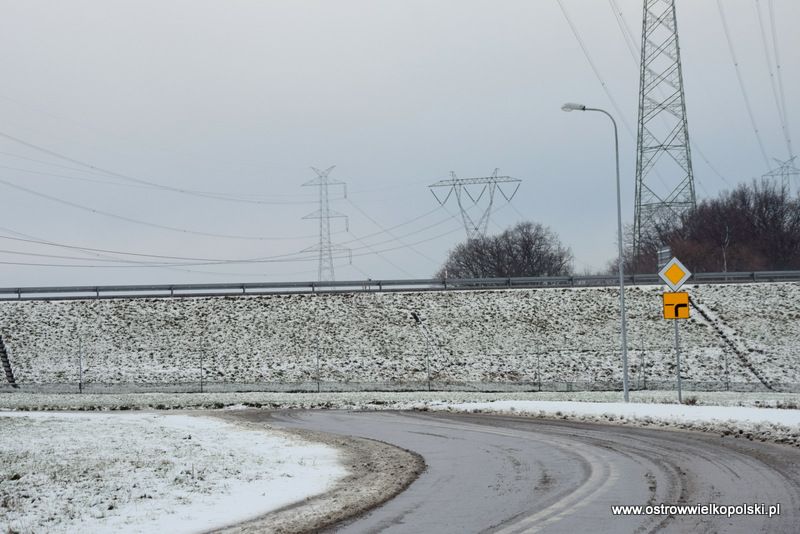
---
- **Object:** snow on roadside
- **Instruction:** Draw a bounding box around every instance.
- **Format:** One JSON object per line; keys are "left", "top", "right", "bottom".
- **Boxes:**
{"left": 429, "top": 399, "right": 800, "bottom": 446}
{"left": 431, "top": 400, "right": 800, "bottom": 427}
{"left": 0, "top": 412, "right": 345, "bottom": 534}
{"left": 2, "top": 390, "right": 800, "bottom": 412}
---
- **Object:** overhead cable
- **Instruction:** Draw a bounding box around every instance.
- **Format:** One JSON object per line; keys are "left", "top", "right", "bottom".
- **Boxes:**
{"left": 717, "top": 0, "right": 772, "bottom": 168}
{"left": 767, "top": 0, "right": 793, "bottom": 158}
{"left": 0, "top": 176, "right": 321, "bottom": 241}
{"left": 0, "top": 131, "right": 316, "bottom": 205}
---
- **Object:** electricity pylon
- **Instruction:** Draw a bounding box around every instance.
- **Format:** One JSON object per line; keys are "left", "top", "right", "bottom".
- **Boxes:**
{"left": 633, "top": 0, "right": 696, "bottom": 259}
{"left": 429, "top": 169, "right": 521, "bottom": 240}
{"left": 302, "top": 166, "right": 350, "bottom": 282}
{"left": 763, "top": 156, "right": 800, "bottom": 192}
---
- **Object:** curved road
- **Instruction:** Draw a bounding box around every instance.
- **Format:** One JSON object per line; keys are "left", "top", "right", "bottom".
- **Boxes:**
{"left": 247, "top": 411, "right": 800, "bottom": 533}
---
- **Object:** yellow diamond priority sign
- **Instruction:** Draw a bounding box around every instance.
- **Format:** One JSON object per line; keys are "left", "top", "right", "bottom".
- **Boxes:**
{"left": 658, "top": 257, "right": 691, "bottom": 291}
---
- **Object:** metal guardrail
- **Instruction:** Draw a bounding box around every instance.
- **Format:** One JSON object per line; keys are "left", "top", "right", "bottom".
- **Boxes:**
{"left": 0, "top": 270, "right": 798, "bottom": 301}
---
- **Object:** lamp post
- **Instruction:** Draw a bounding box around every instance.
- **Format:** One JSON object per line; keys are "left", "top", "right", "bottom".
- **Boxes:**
{"left": 561, "top": 102, "right": 630, "bottom": 402}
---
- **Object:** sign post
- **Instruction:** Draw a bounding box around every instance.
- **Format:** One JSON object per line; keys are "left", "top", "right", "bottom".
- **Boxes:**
{"left": 673, "top": 320, "right": 682, "bottom": 403}
{"left": 658, "top": 257, "right": 692, "bottom": 403}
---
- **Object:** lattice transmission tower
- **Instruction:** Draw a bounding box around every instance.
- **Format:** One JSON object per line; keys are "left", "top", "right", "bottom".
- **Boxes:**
{"left": 302, "top": 166, "right": 350, "bottom": 282}
{"left": 429, "top": 169, "right": 521, "bottom": 240}
{"left": 763, "top": 157, "right": 800, "bottom": 192}
{"left": 633, "top": 0, "right": 696, "bottom": 259}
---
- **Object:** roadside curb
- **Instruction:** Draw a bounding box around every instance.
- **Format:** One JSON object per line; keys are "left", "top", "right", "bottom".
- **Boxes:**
{"left": 214, "top": 415, "right": 425, "bottom": 534}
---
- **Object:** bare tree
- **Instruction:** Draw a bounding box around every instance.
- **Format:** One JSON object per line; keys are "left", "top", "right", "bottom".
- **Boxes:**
{"left": 436, "top": 222, "right": 573, "bottom": 278}
{"left": 627, "top": 179, "right": 800, "bottom": 273}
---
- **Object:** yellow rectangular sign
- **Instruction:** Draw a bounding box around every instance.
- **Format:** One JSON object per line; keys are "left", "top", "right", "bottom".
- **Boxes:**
{"left": 663, "top": 292, "right": 690, "bottom": 319}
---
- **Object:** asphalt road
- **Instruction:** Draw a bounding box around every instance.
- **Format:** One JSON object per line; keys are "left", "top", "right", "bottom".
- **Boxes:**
{"left": 262, "top": 411, "right": 800, "bottom": 533}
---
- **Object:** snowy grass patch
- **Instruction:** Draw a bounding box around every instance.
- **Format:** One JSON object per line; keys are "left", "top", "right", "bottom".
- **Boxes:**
{"left": 431, "top": 400, "right": 800, "bottom": 447}
{"left": 2, "top": 390, "right": 800, "bottom": 412}
{"left": 0, "top": 412, "right": 344, "bottom": 534}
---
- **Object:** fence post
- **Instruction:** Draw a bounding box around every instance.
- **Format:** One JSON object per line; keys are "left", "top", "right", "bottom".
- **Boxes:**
{"left": 424, "top": 345, "right": 431, "bottom": 392}
{"left": 537, "top": 353, "right": 541, "bottom": 392}
{"left": 78, "top": 337, "right": 83, "bottom": 394}
{"left": 199, "top": 346, "right": 204, "bottom": 394}
{"left": 641, "top": 343, "right": 646, "bottom": 390}
{"left": 724, "top": 350, "right": 730, "bottom": 391}
{"left": 316, "top": 344, "right": 321, "bottom": 393}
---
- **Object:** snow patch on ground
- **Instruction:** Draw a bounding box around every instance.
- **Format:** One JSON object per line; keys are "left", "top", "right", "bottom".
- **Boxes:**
{"left": 3, "top": 390, "right": 799, "bottom": 449}
{"left": 0, "top": 412, "right": 344, "bottom": 534}
{"left": 2, "top": 390, "right": 800, "bottom": 412}
{"left": 433, "top": 400, "right": 800, "bottom": 427}
{"left": 430, "top": 399, "right": 800, "bottom": 447}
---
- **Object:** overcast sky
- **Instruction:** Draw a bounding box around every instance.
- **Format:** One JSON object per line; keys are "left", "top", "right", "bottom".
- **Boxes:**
{"left": 0, "top": 0, "right": 797, "bottom": 287}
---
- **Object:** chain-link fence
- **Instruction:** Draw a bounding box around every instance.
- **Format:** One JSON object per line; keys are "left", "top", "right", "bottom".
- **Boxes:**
{"left": 2, "top": 344, "right": 794, "bottom": 394}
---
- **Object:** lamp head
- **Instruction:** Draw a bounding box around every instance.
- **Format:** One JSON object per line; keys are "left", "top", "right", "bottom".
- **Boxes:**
{"left": 561, "top": 102, "right": 586, "bottom": 112}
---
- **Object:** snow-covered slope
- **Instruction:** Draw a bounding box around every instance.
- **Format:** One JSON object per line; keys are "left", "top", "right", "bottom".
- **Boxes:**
{"left": 0, "top": 283, "right": 797, "bottom": 390}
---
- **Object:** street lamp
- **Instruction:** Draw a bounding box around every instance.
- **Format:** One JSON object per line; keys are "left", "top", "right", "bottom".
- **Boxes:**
{"left": 561, "top": 102, "right": 630, "bottom": 402}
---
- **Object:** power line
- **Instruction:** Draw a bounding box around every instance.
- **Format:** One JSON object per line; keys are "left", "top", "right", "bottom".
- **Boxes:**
{"left": 0, "top": 185, "right": 503, "bottom": 272}
{"left": 334, "top": 209, "right": 457, "bottom": 250}
{"left": 767, "top": 0, "right": 793, "bottom": 158}
{"left": 0, "top": 131, "right": 317, "bottom": 205}
{"left": 0, "top": 205, "right": 451, "bottom": 265}
{"left": 0, "top": 226, "right": 333, "bottom": 278}
{"left": 0, "top": 93, "right": 320, "bottom": 189}
{"left": 346, "top": 197, "right": 438, "bottom": 265}
{"left": 0, "top": 164, "right": 155, "bottom": 189}
{"left": 0, "top": 94, "right": 430, "bottom": 201}
{"left": 0, "top": 248, "right": 209, "bottom": 265}
{"left": 335, "top": 213, "right": 458, "bottom": 253}
{"left": 754, "top": 0, "right": 791, "bottom": 159}
{"left": 555, "top": 0, "right": 637, "bottom": 139}
{"left": 508, "top": 200, "right": 527, "bottom": 222}
{"left": 303, "top": 206, "right": 500, "bottom": 263}
{"left": 0, "top": 220, "right": 467, "bottom": 269}
{"left": 0, "top": 150, "right": 127, "bottom": 178}
{"left": 0, "top": 208, "right": 468, "bottom": 269}
{"left": 346, "top": 178, "right": 433, "bottom": 196}
{"left": 0, "top": 231, "right": 286, "bottom": 263}
{"left": 0, "top": 148, "right": 435, "bottom": 200}
{"left": 0, "top": 224, "right": 278, "bottom": 278}
{"left": 716, "top": 0, "right": 771, "bottom": 168}
{"left": 0, "top": 176, "right": 321, "bottom": 241}
{"left": 346, "top": 230, "right": 415, "bottom": 278}
{"left": 607, "top": 0, "right": 640, "bottom": 60}
{"left": 0, "top": 205, "right": 463, "bottom": 268}
{"left": 345, "top": 261, "right": 373, "bottom": 279}
{"left": 0, "top": 244, "right": 317, "bottom": 267}
{"left": 556, "top": 0, "right": 675, "bottom": 194}
{"left": 0, "top": 133, "right": 439, "bottom": 204}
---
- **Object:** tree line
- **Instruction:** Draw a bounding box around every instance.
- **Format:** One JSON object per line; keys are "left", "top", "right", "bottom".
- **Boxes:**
{"left": 437, "top": 179, "right": 800, "bottom": 278}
